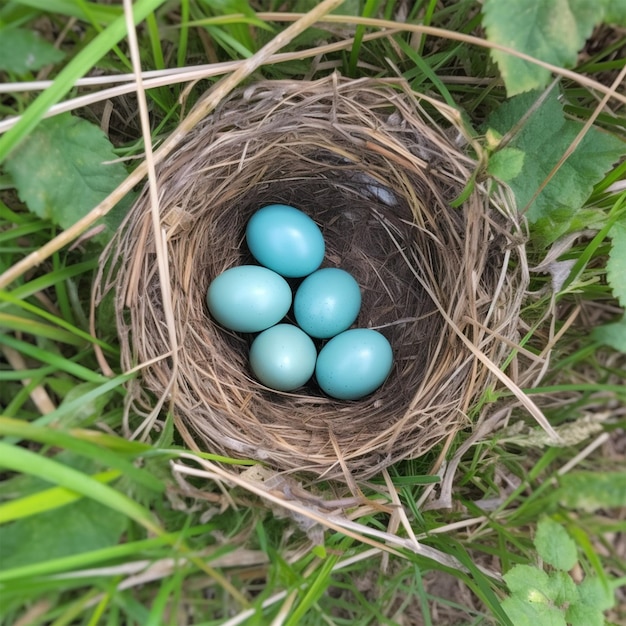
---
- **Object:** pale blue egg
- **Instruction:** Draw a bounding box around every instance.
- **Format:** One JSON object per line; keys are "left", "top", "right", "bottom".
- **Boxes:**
{"left": 315, "top": 329, "right": 393, "bottom": 400}
{"left": 246, "top": 204, "right": 325, "bottom": 278}
{"left": 250, "top": 324, "right": 317, "bottom": 391}
{"left": 206, "top": 265, "right": 291, "bottom": 333}
{"left": 294, "top": 268, "right": 361, "bottom": 339}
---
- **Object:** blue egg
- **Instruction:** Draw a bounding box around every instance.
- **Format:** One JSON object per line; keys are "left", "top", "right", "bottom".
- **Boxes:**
{"left": 246, "top": 204, "right": 325, "bottom": 278}
{"left": 315, "top": 329, "right": 393, "bottom": 400}
{"left": 294, "top": 268, "right": 361, "bottom": 339}
{"left": 206, "top": 265, "right": 291, "bottom": 333}
{"left": 250, "top": 324, "right": 317, "bottom": 391}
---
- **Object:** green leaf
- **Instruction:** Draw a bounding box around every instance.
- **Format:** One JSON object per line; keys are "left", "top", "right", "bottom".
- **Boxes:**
{"left": 488, "top": 147, "right": 525, "bottom": 181}
{"left": 0, "top": 452, "right": 127, "bottom": 569}
{"left": 502, "top": 596, "right": 567, "bottom": 626}
{"left": 566, "top": 603, "right": 606, "bottom": 626}
{"left": 534, "top": 517, "right": 578, "bottom": 571}
{"left": 545, "top": 571, "right": 579, "bottom": 606}
{"left": 56, "top": 382, "right": 114, "bottom": 425}
{"left": 592, "top": 315, "right": 626, "bottom": 353}
{"left": 483, "top": 0, "right": 605, "bottom": 95}
{"left": 504, "top": 564, "right": 551, "bottom": 599}
{"left": 4, "top": 114, "right": 129, "bottom": 241}
{"left": 604, "top": 0, "right": 626, "bottom": 24}
{"left": 558, "top": 471, "right": 626, "bottom": 512}
{"left": 0, "top": 495, "right": 127, "bottom": 570}
{"left": 0, "top": 27, "right": 65, "bottom": 74}
{"left": 486, "top": 90, "right": 625, "bottom": 243}
{"left": 577, "top": 576, "right": 616, "bottom": 611}
{"left": 607, "top": 221, "right": 626, "bottom": 307}
{"left": 0, "top": 0, "right": 166, "bottom": 164}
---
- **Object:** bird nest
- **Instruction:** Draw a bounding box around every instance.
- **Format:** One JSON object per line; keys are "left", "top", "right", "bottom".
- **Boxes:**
{"left": 95, "top": 74, "right": 528, "bottom": 481}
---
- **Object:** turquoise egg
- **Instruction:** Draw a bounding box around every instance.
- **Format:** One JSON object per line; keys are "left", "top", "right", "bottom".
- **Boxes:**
{"left": 250, "top": 324, "right": 317, "bottom": 391}
{"left": 315, "top": 329, "right": 393, "bottom": 400}
{"left": 294, "top": 268, "right": 361, "bottom": 339}
{"left": 206, "top": 265, "right": 291, "bottom": 333}
{"left": 246, "top": 204, "right": 325, "bottom": 278}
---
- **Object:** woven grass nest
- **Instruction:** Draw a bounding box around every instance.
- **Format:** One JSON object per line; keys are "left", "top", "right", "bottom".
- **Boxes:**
{"left": 97, "top": 74, "right": 528, "bottom": 481}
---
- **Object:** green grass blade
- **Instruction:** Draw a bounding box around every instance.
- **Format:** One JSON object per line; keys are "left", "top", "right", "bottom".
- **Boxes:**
{"left": 0, "top": 333, "right": 107, "bottom": 383}
{"left": 8, "top": 260, "right": 97, "bottom": 300}
{"left": 0, "top": 312, "right": 84, "bottom": 345}
{"left": 0, "top": 289, "right": 116, "bottom": 353}
{"left": 348, "top": 0, "right": 380, "bottom": 76}
{"left": 176, "top": 0, "right": 190, "bottom": 68}
{"left": 0, "top": 441, "right": 161, "bottom": 534}
{"left": 0, "top": 365, "right": 56, "bottom": 381}
{"left": 0, "top": 469, "right": 121, "bottom": 523}
{"left": 145, "top": 571, "right": 185, "bottom": 626}
{"left": 6, "top": 372, "right": 133, "bottom": 434}
{"left": 0, "top": 525, "right": 215, "bottom": 582}
{"left": 146, "top": 11, "right": 166, "bottom": 70}
{"left": 395, "top": 36, "right": 458, "bottom": 107}
{"left": 0, "top": 417, "right": 164, "bottom": 492}
{"left": 285, "top": 554, "right": 341, "bottom": 626}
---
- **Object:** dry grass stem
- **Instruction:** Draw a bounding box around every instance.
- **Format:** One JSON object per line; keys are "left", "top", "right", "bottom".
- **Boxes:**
{"left": 171, "top": 455, "right": 503, "bottom": 580}
{"left": 123, "top": 0, "right": 179, "bottom": 440}
{"left": 1, "top": 11, "right": 622, "bottom": 290}
{"left": 0, "top": 0, "right": 344, "bottom": 291}
{"left": 261, "top": 13, "right": 626, "bottom": 107}
{"left": 2, "top": 346, "right": 57, "bottom": 415}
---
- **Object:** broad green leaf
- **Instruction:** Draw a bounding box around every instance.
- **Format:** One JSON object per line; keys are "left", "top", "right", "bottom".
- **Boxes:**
{"left": 534, "top": 517, "right": 578, "bottom": 571}
{"left": 0, "top": 0, "right": 167, "bottom": 164}
{"left": 486, "top": 90, "right": 625, "bottom": 243}
{"left": 504, "top": 564, "right": 551, "bottom": 598}
{"left": 607, "top": 221, "right": 626, "bottom": 307}
{"left": 592, "top": 315, "right": 626, "bottom": 353}
{"left": 4, "top": 113, "right": 128, "bottom": 241}
{"left": 604, "top": 0, "right": 626, "bottom": 23}
{"left": 565, "top": 603, "right": 606, "bottom": 626}
{"left": 558, "top": 471, "right": 626, "bottom": 512}
{"left": 0, "top": 496, "right": 127, "bottom": 570}
{"left": 502, "top": 596, "right": 567, "bottom": 626}
{"left": 57, "top": 382, "right": 116, "bottom": 425}
{"left": 482, "top": 0, "right": 608, "bottom": 95}
{"left": 576, "top": 576, "right": 616, "bottom": 611}
{"left": 0, "top": 27, "right": 65, "bottom": 74}
{"left": 0, "top": 452, "right": 127, "bottom": 570}
{"left": 487, "top": 147, "right": 525, "bottom": 181}
{"left": 545, "top": 571, "right": 579, "bottom": 606}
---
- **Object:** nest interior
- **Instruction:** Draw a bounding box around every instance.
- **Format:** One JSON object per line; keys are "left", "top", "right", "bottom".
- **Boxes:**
{"left": 97, "top": 75, "right": 528, "bottom": 481}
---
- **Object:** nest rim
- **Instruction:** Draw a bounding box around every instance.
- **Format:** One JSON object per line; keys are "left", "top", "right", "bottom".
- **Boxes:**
{"left": 95, "top": 74, "right": 528, "bottom": 482}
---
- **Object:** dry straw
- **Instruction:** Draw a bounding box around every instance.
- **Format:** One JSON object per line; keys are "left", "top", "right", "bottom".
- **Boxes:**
{"left": 95, "top": 74, "right": 530, "bottom": 481}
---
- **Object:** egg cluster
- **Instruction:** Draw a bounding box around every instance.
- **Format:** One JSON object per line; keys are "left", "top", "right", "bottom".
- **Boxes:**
{"left": 206, "top": 204, "right": 393, "bottom": 400}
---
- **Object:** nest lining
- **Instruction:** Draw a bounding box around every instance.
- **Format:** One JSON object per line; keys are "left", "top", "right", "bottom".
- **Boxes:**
{"left": 96, "top": 75, "right": 528, "bottom": 480}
